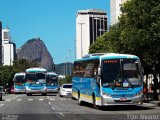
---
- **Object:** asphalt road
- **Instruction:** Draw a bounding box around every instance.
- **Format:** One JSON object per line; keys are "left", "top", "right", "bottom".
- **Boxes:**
{"left": 0, "top": 94, "right": 160, "bottom": 120}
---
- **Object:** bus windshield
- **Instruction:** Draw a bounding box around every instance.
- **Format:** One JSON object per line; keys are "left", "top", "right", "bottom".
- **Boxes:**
{"left": 14, "top": 76, "right": 25, "bottom": 84}
{"left": 101, "top": 59, "right": 142, "bottom": 87}
{"left": 46, "top": 75, "right": 58, "bottom": 85}
{"left": 26, "top": 73, "right": 46, "bottom": 83}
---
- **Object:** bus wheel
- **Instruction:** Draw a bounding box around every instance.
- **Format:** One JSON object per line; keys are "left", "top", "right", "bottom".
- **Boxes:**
{"left": 93, "top": 95, "right": 99, "bottom": 109}
{"left": 42, "top": 93, "right": 46, "bottom": 96}
{"left": 72, "top": 96, "right": 76, "bottom": 100}
{"left": 27, "top": 93, "right": 30, "bottom": 96}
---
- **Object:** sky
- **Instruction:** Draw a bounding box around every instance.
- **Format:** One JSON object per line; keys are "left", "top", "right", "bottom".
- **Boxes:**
{"left": 0, "top": 0, "right": 110, "bottom": 64}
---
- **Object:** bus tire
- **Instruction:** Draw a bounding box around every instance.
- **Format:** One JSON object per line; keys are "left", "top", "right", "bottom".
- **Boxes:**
{"left": 93, "top": 95, "right": 99, "bottom": 110}
{"left": 42, "top": 93, "right": 46, "bottom": 96}
{"left": 72, "top": 96, "right": 76, "bottom": 100}
{"left": 27, "top": 93, "right": 30, "bottom": 96}
{"left": 0, "top": 96, "right": 2, "bottom": 101}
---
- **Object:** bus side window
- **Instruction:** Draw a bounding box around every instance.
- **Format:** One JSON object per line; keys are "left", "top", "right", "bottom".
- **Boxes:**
{"left": 84, "top": 61, "right": 94, "bottom": 78}
{"left": 73, "top": 62, "right": 85, "bottom": 77}
{"left": 93, "top": 60, "right": 99, "bottom": 78}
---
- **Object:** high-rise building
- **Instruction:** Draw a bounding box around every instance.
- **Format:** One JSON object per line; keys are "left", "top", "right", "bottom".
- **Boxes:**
{"left": 2, "top": 28, "right": 16, "bottom": 66}
{"left": 110, "top": 0, "right": 128, "bottom": 25}
{"left": 76, "top": 9, "right": 107, "bottom": 59}
{"left": 0, "top": 21, "right": 2, "bottom": 65}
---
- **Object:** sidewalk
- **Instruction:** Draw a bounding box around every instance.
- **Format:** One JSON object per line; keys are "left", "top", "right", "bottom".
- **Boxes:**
{"left": 149, "top": 100, "right": 160, "bottom": 106}
{"left": 143, "top": 100, "right": 160, "bottom": 106}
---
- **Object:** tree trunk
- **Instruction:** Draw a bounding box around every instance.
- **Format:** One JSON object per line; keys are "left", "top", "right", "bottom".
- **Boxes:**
{"left": 153, "top": 74, "right": 158, "bottom": 100}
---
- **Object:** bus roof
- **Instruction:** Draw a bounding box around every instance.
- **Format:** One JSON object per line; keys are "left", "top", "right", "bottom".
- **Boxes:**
{"left": 25, "top": 67, "right": 46, "bottom": 73}
{"left": 14, "top": 72, "right": 25, "bottom": 76}
{"left": 75, "top": 53, "right": 139, "bottom": 62}
{"left": 46, "top": 72, "right": 58, "bottom": 76}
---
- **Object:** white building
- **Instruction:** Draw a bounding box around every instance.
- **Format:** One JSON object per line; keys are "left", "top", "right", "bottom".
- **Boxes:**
{"left": 2, "top": 28, "right": 15, "bottom": 66}
{"left": 76, "top": 9, "right": 107, "bottom": 59}
{"left": 110, "top": 0, "right": 128, "bottom": 25}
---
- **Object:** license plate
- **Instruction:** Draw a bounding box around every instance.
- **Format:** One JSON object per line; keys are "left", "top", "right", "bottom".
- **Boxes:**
{"left": 120, "top": 98, "right": 127, "bottom": 101}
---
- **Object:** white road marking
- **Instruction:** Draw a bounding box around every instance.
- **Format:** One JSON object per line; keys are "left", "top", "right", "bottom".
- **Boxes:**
{"left": 61, "top": 98, "right": 66, "bottom": 100}
{"left": 28, "top": 99, "right": 33, "bottom": 101}
{"left": 47, "top": 96, "right": 49, "bottom": 99}
{"left": 0, "top": 104, "right": 4, "bottom": 107}
{"left": 6, "top": 99, "right": 11, "bottom": 102}
{"left": 59, "top": 112, "right": 65, "bottom": 116}
{"left": 12, "top": 95, "right": 19, "bottom": 100}
{"left": 17, "top": 99, "right": 22, "bottom": 101}
{"left": 50, "top": 99, "right": 55, "bottom": 101}
{"left": 51, "top": 107, "right": 55, "bottom": 110}
{"left": 39, "top": 99, "right": 44, "bottom": 101}
{"left": 48, "top": 102, "right": 51, "bottom": 105}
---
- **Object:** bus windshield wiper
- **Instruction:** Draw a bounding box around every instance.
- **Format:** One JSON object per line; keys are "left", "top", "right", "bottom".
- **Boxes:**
{"left": 112, "top": 82, "right": 116, "bottom": 90}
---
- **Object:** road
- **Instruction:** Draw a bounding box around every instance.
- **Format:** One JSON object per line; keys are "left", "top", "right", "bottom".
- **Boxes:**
{"left": 0, "top": 94, "right": 160, "bottom": 120}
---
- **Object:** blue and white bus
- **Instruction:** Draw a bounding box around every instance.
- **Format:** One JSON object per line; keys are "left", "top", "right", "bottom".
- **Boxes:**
{"left": 25, "top": 68, "right": 47, "bottom": 96}
{"left": 46, "top": 72, "right": 59, "bottom": 93}
{"left": 72, "top": 53, "right": 143, "bottom": 109}
{"left": 13, "top": 72, "right": 26, "bottom": 93}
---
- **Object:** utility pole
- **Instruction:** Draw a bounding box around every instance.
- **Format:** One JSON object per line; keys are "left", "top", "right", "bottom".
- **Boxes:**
{"left": 65, "top": 57, "right": 68, "bottom": 75}
{"left": 68, "top": 49, "right": 72, "bottom": 75}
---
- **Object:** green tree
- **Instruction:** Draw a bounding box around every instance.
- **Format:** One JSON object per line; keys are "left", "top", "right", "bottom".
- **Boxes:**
{"left": 89, "top": 0, "right": 160, "bottom": 99}
{"left": 59, "top": 75, "right": 72, "bottom": 85}
{"left": 0, "top": 66, "right": 14, "bottom": 87}
{"left": 0, "top": 58, "right": 39, "bottom": 89}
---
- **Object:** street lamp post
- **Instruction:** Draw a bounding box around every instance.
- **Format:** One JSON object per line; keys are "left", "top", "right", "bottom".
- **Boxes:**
{"left": 65, "top": 57, "right": 68, "bottom": 75}
{"left": 68, "top": 49, "right": 72, "bottom": 75}
{"left": 52, "top": 58, "right": 55, "bottom": 72}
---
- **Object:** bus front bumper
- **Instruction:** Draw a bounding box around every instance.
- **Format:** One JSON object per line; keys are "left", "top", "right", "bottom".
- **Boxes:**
{"left": 101, "top": 94, "right": 143, "bottom": 105}
{"left": 47, "top": 88, "right": 59, "bottom": 93}
{"left": 14, "top": 89, "right": 26, "bottom": 93}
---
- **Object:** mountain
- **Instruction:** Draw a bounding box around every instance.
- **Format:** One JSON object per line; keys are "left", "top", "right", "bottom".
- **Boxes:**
{"left": 17, "top": 37, "right": 54, "bottom": 71}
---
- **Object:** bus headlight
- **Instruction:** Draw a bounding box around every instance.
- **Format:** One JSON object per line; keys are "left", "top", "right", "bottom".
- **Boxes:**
{"left": 14, "top": 88, "right": 19, "bottom": 91}
{"left": 135, "top": 90, "right": 143, "bottom": 96}
{"left": 102, "top": 92, "right": 111, "bottom": 97}
{"left": 43, "top": 86, "right": 46, "bottom": 90}
{"left": 26, "top": 86, "right": 31, "bottom": 90}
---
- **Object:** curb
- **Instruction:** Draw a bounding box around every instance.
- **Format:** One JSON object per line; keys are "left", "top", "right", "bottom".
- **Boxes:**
{"left": 149, "top": 101, "right": 160, "bottom": 106}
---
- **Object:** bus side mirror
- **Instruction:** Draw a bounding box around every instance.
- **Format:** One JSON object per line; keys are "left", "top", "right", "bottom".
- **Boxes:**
{"left": 97, "top": 68, "right": 101, "bottom": 84}
{"left": 142, "top": 67, "right": 144, "bottom": 74}
{"left": 98, "top": 67, "right": 101, "bottom": 76}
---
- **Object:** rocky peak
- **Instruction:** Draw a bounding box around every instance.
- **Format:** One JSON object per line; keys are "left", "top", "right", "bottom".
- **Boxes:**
{"left": 17, "top": 38, "right": 54, "bottom": 71}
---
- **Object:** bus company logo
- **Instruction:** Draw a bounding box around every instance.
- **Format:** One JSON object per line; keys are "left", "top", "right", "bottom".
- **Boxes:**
{"left": 127, "top": 114, "right": 159, "bottom": 120}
